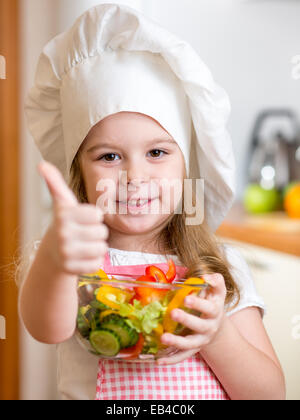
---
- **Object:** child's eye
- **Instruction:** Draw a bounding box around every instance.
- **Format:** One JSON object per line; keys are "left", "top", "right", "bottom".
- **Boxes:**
{"left": 97, "top": 150, "right": 168, "bottom": 162}
{"left": 148, "top": 149, "right": 168, "bottom": 159}
{"left": 97, "top": 153, "right": 121, "bottom": 162}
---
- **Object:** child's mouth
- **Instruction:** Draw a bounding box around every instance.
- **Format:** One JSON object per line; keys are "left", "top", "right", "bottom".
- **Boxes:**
{"left": 117, "top": 198, "right": 157, "bottom": 211}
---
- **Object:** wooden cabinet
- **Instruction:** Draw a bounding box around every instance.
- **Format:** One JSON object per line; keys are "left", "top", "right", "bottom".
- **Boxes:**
{"left": 0, "top": 0, "right": 20, "bottom": 401}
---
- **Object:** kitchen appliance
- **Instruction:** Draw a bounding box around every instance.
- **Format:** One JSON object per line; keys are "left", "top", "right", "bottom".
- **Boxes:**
{"left": 248, "top": 109, "right": 300, "bottom": 190}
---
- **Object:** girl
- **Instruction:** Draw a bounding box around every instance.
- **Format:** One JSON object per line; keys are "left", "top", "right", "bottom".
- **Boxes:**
{"left": 17, "top": 4, "right": 285, "bottom": 400}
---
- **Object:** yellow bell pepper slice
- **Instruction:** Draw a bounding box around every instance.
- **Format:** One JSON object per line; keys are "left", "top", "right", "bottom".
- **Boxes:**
{"left": 154, "top": 323, "right": 164, "bottom": 336}
{"left": 96, "top": 286, "right": 122, "bottom": 310}
{"left": 99, "top": 308, "right": 136, "bottom": 322}
{"left": 96, "top": 285, "right": 134, "bottom": 310}
{"left": 163, "top": 277, "right": 205, "bottom": 333}
{"left": 99, "top": 310, "right": 118, "bottom": 321}
{"left": 86, "top": 268, "right": 108, "bottom": 279}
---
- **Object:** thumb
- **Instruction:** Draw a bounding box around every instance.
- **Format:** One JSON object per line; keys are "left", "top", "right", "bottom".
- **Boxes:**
{"left": 38, "top": 160, "right": 78, "bottom": 208}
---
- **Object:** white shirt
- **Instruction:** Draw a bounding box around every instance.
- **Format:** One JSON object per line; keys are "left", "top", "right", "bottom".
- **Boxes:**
{"left": 53, "top": 244, "right": 266, "bottom": 400}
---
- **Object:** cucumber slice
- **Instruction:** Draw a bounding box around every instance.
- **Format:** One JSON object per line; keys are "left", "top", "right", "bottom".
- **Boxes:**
{"left": 89, "top": 329, "right": 121, "bottom": 356}
{"left": 77, "top": 310, "right": 90, "bottom": 338}
{"left": 100, "top": 314, "right": 138, "bottom": 348}
{"left": 128, "top": 329, "right": 139, "bottom": 347}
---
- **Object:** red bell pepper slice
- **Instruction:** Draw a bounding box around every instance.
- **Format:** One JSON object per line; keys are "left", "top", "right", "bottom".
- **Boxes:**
{"left": 118, "top": 334, "right": 145, "bottom": 360}
{"left": 165, "top": 259, "right": 176, "bottom": 283}
{"left": 130, "top": 275, "right": 154, "bottom": 304}
{"left": 136, "top": 288, "right": 168, "bottom": 305}
{"left": 145, "top": 265, "right": 168, "bottom": 283}
{"left": 137, "top": 274, "right": 156, "bottom": 283}
{"left": 135, "top": 275, "right": 168, "bottom": 305}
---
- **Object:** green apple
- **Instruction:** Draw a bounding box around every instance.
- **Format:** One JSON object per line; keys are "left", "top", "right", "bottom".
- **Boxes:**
{"left": 244, "top": 184, "right": 281, "bottom": 214}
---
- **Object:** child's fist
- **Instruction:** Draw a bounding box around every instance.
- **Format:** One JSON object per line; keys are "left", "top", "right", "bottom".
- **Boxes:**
{"left": 38, "top": 160, "right": 109, "bottom": 275}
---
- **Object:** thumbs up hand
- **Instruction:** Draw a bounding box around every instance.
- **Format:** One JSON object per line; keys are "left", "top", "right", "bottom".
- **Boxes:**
{"left": 38, "top": 161, "right": 109, "bottom": 275}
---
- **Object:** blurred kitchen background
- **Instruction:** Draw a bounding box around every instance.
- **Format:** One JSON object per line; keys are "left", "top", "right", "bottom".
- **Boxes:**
{"left": 0, "top": 0, "right": 299, "bottom": 400}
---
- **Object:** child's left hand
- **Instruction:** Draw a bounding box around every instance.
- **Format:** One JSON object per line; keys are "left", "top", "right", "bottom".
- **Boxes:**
{"left": 156, "top": 273, "right": 227, "bottom": 365}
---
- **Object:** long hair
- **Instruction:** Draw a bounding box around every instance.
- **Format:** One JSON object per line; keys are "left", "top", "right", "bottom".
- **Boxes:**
{"left": 69, "top": 150, "right": 240, "bottom": 310}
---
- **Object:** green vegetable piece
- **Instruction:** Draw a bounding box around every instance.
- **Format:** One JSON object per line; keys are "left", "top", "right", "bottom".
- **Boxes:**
{"left": 120, "top": 299, "right": 167, "bottom": 335}
{"left": 84, "top": 307, "right": 99, "bottom": 322}
{"left": 90, "top": 299, "right": 110, "bottom": 311}
{"left": 89, "top": 328, "right": 121, "bottom": 356}
{"left": 100, "top": 314, "right": 138, "bottom": 348}
{"left": 142, "top": 337, "right": 159, "bottom": 355}
{"left": 77, "top": 309, "right": 90, "bottom": 338}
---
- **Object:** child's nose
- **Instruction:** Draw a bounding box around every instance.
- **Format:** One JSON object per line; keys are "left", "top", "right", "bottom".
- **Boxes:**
{"left": 119, "top": 167, "right": 149, "bottom": 187}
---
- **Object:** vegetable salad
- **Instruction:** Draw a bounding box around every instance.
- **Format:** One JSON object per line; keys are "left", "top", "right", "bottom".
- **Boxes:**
{"left": 76, "top": 261, "right": 205, "bottom": 360}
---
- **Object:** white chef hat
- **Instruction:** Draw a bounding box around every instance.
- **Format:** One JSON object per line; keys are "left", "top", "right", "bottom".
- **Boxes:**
{"left": 25, "top": 3, "right": 236, "bottom": 232}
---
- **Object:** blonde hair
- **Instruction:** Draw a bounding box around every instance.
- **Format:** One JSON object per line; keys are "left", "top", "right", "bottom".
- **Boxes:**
{"left": 69, "top": 150, "right": 240, "bottom": 310}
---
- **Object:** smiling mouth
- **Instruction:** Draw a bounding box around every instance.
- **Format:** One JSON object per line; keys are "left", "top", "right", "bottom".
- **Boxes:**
{"left": 116, "top": 198, "right": 158, "bottom": 209}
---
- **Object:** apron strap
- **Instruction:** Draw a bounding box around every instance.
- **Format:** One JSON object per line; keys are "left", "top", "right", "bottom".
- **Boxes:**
{"left": 103, "top": 251, "right": 188, "bottom": 279}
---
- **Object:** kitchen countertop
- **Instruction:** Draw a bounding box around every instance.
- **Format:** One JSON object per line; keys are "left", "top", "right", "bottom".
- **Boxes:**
{"left": 216, "top": 202, "right": 300, "bottom": 258}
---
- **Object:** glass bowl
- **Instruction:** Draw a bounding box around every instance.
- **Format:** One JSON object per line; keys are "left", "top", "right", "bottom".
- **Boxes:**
{"left": 76, "top": 273, "right": 209, "bottom": 363}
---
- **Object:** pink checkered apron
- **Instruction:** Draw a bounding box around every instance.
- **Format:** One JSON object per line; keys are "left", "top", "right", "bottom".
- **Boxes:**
{"left": 95, "top": 252, "right": 229, "bottom": 400}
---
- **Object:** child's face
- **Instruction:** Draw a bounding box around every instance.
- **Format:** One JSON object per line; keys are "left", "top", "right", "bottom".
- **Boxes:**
{"left": 79, "top": 112, "right": 185, "bottom": 238}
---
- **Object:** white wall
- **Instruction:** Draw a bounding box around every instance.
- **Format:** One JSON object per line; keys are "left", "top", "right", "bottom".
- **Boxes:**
{"left": 53, "top": 0, "right": 143, "bottom": 32}
{"left": 142, "top": 0, "right": 300, "bottom": 197}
